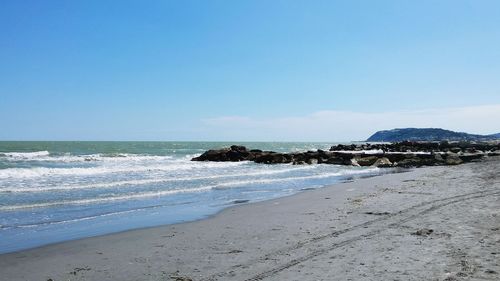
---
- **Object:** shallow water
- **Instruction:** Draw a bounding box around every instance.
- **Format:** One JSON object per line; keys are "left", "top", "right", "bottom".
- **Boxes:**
{"left": 0, "top": 141, "right": 388, "bottom": 253}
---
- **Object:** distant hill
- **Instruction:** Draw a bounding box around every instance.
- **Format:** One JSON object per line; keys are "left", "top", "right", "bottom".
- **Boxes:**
{"left": 367, "top": 128, "right": 500, "bottom": 142}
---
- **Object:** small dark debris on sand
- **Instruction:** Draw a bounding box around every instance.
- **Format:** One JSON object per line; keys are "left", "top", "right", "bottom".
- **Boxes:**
{"left": 364, "top": 211, "right": 391, "bottom": 215}
{"left": 227, "top": 249, "right": 243, "bottom": 254}
{"left": 412, "top": 228, "right": 434, "bottom": 236}
{"left": 233, "top": 199, "right": 250, "bottom": 204}
{"left": 170, "top": 275, "right": 193, "bottom": 281}
{"left": 70, "top": 266, "right": 91, "bottom": 275}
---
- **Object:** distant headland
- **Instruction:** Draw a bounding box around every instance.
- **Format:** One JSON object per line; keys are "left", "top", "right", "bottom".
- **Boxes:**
{"left": 366, "top": 128, "right": 500, "bottom": 142}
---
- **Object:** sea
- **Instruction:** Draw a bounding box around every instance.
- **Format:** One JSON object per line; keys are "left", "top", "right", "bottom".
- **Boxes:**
{"left": 0, "top": 141, "right": 389, "bottom": 254}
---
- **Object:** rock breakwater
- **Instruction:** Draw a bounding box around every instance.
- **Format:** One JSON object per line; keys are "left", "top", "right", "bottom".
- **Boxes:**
{"left": 192, "top": 142, "right": 499, "bottom": 168}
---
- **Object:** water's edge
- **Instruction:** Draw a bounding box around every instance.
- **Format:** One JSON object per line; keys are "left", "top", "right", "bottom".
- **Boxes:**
{"left": 0, "top": 167, "right": 408, "bottom": 255}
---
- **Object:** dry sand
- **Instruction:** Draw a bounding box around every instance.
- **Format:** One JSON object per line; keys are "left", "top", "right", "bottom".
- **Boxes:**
{"left": 1, "top": 157, "right": 499, "bottom": 281}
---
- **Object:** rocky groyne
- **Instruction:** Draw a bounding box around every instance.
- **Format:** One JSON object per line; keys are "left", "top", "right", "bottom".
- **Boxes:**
{"left": 192, "top": 141, "right": 500, "bottom": 168}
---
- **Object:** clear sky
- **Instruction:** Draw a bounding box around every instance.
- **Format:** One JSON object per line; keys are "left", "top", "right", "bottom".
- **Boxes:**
{"left": 1, "top": 0, "right": 499, "bottom": 141}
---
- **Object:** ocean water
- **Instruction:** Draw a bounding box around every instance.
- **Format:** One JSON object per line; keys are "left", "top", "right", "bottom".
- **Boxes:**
{"left": 0, "top": 141, "right": 389, "bottom": 254}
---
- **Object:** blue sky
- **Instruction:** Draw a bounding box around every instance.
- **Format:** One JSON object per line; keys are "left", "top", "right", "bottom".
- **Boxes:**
{"left": 1, "top": 1, "right": 499, "bottom": 141}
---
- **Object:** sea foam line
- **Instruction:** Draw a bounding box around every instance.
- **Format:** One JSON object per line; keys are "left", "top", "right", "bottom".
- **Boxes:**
{"left": 0, "top": 165, "right": 317, "bottom": 193}
{"left": 0, "top": 160, "right": 246, "bottom": 179}
{"left": 0, "top": 167, "right": 381, "bottom": 211}
{"left": 0, "top": 152, "right": 176, "bottom": 163}
{"left": 1, "top": 201, "right": 194, "bottom": 229}
{"left": 0, "top": 186, "right": 214, "bottom": 211}
{"left": 0, "top": 151, "right": 50, "bottom": 159}
{"left": 212, "top": 167, "right": 380, "bottom": 189}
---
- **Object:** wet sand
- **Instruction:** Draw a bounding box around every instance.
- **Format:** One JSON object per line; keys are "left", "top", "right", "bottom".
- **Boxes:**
{"left": 1, "top": 157, "right": 499, "bottom": 281}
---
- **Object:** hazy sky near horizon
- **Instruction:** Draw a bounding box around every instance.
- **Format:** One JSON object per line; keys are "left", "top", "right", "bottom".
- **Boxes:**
{"left": 1, "top": 1, "right": 499, "bottom": 141}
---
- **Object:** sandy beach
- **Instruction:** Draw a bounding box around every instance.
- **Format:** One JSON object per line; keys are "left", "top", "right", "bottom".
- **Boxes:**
{"left": 1, "top": 157, "right": 499, "bottom": 281}
{"left": 3, "top": 1, "right": 500, "bottom": 280}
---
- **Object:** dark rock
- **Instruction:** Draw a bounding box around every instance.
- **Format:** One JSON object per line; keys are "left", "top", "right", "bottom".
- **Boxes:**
{"left": 253, "top": 152, "right": 273, "bottom": 164}
{"left": 355, "top": 156, "right": 379, "bottom": 166}
{"left": 334, "top": 152, "right": 357, "bottom": 164}
{"left": 253, "top": 152, "right": 291, "bottom": 164}
{"left": 459, "top": 154, "right": 484, "bottom": 162}
{"left": 192, "top": 146, "right": 255, "bottom": 162}
{"left": 394, "top": 157, "right": 425, "bottom": 167}
{"left": 192, "top": 148, "right": 230, "bottom": 161}
{"left": 433, "top": 152, "right": 444, "bottom": 163}
{"left": 271, "top": 153, "right": 288, "bottom": 164}
{"left": 383, "top": 153, "right": 410, "bottom": 163}
{"left": 230, "top": 145, "right": 247, "bottom": 152}
{"left": 444, "top": 153, "right": 463, "bottom": 165}
{"left": 226, "top": 150, "right": 245, "bottom": 161}
{"left": 329, "top": 144, "right": 355, "bottom": 151}
{"left": 324, "top": 157, "right": 344, "bottom": 165}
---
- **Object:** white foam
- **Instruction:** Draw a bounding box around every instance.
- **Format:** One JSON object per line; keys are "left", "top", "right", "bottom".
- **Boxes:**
{"left": 0, "top": 160, "right": 245, "bottom": 179}
{"left": 386, "top": 151, "right": 431, "bottom": 155}
{"left": 335, "top": 150, "right": 384, "bottom": 154}
{"left": 0, "top": 167, "right": 382, "bottom": 210}
{"left": 0, "top": 165, "right": 316, "bottom": 193}
{"left": 213, "top": 167, "right": 380, "bottom": 189}
{"left": 335, "top": 150, "right": 431, "bottom": 155}
{"left": 0, "top": 151, "right": 50, "bottom": 159}
{"left": 0, "top": 152, "right": 175, "bottom": 163}
{"left": 4, "top": 206, "right": 164, "bottom": 229}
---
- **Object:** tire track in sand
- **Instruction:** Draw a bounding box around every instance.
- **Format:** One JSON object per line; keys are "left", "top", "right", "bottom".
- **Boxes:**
{"left": 201, "top": 188, "right": 500, "bottom": 281}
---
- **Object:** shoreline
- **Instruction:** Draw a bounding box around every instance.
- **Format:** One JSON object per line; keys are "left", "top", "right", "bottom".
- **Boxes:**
{"left": 0, "top": 166, "right": 397, "bottom": 255}
{"left": 1, "top": 157, "right": 499, "bottom": 280}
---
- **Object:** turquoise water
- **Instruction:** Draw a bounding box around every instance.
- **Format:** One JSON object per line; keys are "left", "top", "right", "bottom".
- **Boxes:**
{"left": 0, "top": 141, "right": 387, "bottom": 254}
